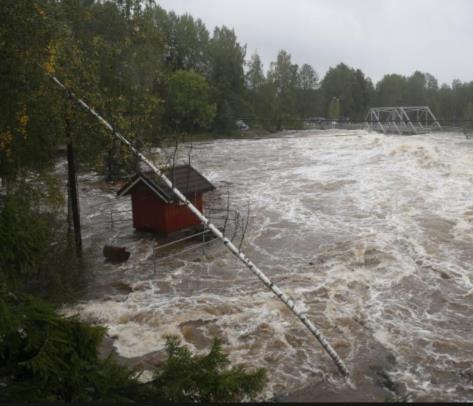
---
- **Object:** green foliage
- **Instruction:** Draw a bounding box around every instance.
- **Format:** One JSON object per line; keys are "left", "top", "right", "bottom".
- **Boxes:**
{"left": 0, "top": 189, "right": 51, "bottom": 287}
{"left": 405, "top": 71, "right": 427, "bottom": 106}
{"left": 0, "top": 0, "right": 65, "bottom": 182}
{"left": 321, "top": 63, "right": 372, "bottom": 121}
{"left": 152, "top": 336, "right": 267, "bottom": 402}
{"left": 463, "top": 101, "right": 473, "bottom": 133}
{"left": 4, "top": 0, "right": 472, "bottom": 162}
{"left": 0, "top": 289, "right": 266, "bottom": 402}
{"left": 213, "top": 99, "right": 237, "bottom": 134}
{"left": 163, "top": 12, "right": 210, "bottom": 74}
{"left": 2, "top": 0, "right": 473, "bottom": 180}
{"left": 296, "top": 63, "right": 319, "bottom": 119}
{"left": 0, "top": 288, "right": 145, "bottom": 402}
{"left": 375, "top": 71, "right": 432, "bottom": 108}
{"left": 268, "top": 50, "right": 299, "bottom": 128}
{"left": 43, "top": 0, "right": 166, "bottom": 180}
{"left": 328, "top": 97, "right": 341, "bottom": 121}
{"left": 165, "top": 70, "right": 216, "bottom": 132}
{"left": 208, "top": 26, "right": 246, "bottom": 133}
{"left": 0, "top": 180, "right": 83, "bottom": 301}
{"left": 374, "top": 71, "right": 473, "bottom": 125}
{"left": 243, "top": 49, "right": 316, "bottom": 131}
{"left": 246, "top": 53, "right": 266, "bottom": 91}
{"left": 245, "top": 52, "right": 279, "bottom": 130}
{"left": 375, "top": 74, "right": 407, "bottom": 107}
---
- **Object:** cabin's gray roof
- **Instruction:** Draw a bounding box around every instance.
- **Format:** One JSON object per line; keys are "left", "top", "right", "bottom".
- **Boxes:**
{"left": 117, "top": 164, "right": 215, "bottom": 203}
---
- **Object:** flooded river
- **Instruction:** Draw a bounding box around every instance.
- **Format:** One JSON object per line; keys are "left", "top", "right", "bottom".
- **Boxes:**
{"left": 66, "top": 130, "right": 473, "bottom": 402}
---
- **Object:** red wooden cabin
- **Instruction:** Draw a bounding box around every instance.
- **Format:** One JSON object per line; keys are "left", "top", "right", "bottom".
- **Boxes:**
{"left": 117, "top": 165, "right": 215, "bottom": 235}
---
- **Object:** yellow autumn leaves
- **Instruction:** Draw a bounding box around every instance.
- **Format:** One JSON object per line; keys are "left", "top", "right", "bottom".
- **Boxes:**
{"left": 43, "top": 43, "right": 57, "bottom": 75}
{"left": 18, "top": 106, "right": 29, "bottom": 138}
{"left": 0, "top": 106, "right": 29, "bottom": 157}
{"left": 0, "top": 130, "right": 13, "bottom": 157}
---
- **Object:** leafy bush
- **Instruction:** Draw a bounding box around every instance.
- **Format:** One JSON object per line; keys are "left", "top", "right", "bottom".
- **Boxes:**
{"left": 153, "top": 336, "right": 266, "bottom": 402}
{"left": 0, "top": 288, "right": 145, "bottom": 402}
{"left": 0, "top": 180, "right": 84, "bottom": 301}
{"left": 0, "top": 288, "right": 267, "bottom": 402}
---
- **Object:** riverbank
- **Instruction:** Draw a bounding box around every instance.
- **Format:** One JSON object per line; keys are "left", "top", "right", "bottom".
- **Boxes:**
{"left": 157, "top": 127, "right": 311, "bottom": 147}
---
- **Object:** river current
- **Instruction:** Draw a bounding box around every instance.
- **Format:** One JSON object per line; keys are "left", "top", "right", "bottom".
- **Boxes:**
{"left": 66, "top": 130, "right": 473, "bottom": 401}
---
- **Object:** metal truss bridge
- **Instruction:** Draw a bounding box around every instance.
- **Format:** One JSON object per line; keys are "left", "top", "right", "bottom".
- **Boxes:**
{"left": 366, "top": 106, "right": 442, "bottom": 135}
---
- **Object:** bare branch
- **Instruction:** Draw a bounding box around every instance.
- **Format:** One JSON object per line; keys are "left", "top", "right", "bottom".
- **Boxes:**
{"left": 238, "top": 200, "right": 251, "bottom": 252}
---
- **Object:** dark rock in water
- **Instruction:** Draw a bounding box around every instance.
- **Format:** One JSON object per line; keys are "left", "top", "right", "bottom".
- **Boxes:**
{"left": 309, "top": 262, "right": 314, "bottom": 266}
{"left": 98, "top": 334, "right": 117, "bottom": 360}
{"left": 460, "top": 368, "right": 473, "bottom": 383}
{"left": 111, "top": 281, "right": 133, "bottom": 294}
{"left": 103, "top": 245, "right": 130, "bottom": 263}
{"left": 369, "top": 365, "right": 398, "bottom": 393}
{"left": 385, "top": 353, "right": 397, "bottom": 366}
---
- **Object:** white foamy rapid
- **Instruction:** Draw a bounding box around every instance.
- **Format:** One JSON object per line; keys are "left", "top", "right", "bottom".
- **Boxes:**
{"left": 65, "top": 130, "right": 473, "bottom": 401}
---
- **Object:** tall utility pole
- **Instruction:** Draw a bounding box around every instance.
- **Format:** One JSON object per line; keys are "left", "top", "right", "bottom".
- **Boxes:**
{"left": 65, "top": 98, "right": 82, "bottom": 257}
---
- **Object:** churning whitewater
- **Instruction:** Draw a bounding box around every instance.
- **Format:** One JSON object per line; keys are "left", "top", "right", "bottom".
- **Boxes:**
{"left": 65, "top": 130, "right": 473, "bottom": 401}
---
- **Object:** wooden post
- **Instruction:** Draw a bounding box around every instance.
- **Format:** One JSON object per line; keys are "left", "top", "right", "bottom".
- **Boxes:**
{"left": 65, "top": 99, "right": 82, "bottom": 257}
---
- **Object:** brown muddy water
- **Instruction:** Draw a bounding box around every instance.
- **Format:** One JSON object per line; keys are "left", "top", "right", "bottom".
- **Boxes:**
{"left": 63, "top": 130, "right": 473, "bottom": 402}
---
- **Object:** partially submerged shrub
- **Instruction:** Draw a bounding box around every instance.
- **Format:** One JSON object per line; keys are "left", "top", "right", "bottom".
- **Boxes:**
{"left": 0, "top": 288, "right": 267, "bottom": 402}
{"left": 152, "top": 335, "right": 267, "bottom": 402}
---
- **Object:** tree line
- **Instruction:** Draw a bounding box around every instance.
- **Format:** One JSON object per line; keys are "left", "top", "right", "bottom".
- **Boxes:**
{"left": 3, "top": 0, "right": 473, "bottom": 183}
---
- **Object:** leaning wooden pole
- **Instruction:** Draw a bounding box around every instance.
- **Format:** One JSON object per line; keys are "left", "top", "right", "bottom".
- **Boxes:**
{"left": 48, "top": 74, "right": 350, "bottom": 377}
{"left": 65, "top": 99, "right": 82, "bottom": 257}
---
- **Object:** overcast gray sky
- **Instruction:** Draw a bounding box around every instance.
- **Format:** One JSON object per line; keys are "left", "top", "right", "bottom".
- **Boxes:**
{"left": 155, "top": 0, "right": 473, "bottom": 86}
